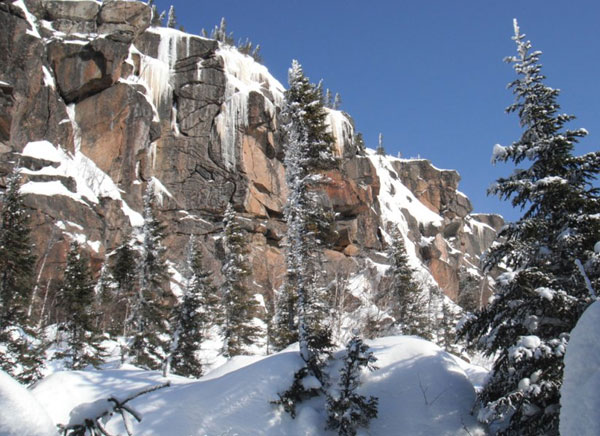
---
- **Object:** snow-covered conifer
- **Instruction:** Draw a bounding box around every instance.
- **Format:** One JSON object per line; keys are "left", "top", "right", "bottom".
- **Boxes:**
{"left": 459, "top": 20, "right": 600, "bottom": 435}
{"left": 168, "top": 236, "right": 221, "bottom": 378}
{"left": 166, "top": 5, "right": 176, "bottom": 29}
{"left": 220, "top": 204, "right": 260, "bottom": 357}
{"left": 376, "top": 133, "right": 385, "bottom": 155}
{"left": 107, "top": 235, "right": 138, "bottom": 335}
{"left": 384, "top": 228, "right": 429, "bottom": 338}
{"left": 130, "top": 182, "right": 171, "bottom": 370}
{"left": 333, "top": 93, "right": 342, "bottom": 110}
{"left": 326, "top": 335, "right": 378, "bottom": 436}
{"left": 274, "top": 60, "right": 337, "bottom": 416}
{"left": 0, "top": 166, "right": 45, "bottom": 383}
{"left": 55, "top": 242, "right": 105, "bottom": 370}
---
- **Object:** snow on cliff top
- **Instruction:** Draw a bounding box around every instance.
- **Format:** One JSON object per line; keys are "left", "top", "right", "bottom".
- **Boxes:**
{"left": 31, "top": 336, "right": 485, "bottom": 435}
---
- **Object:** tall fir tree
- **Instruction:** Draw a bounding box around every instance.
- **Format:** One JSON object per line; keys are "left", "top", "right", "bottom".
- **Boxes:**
{"left": 273, "top": 60, "right": 337, "bottom": 416}
{"left": 108, "top": 235, "right": 138, "bottom": 336}
{"left": 130, "top": 182, "right": 171, "bottom": 370}
{"left": 326, "top": 335, "right": 378, "bottom": 436}
{"left": 458, "top": 20, "right": 600, "bottom": 435}
{"left": 168, "top": 236, "right": 221, "bottom": 378}
{"left": 166, "top": 5, "right": 176, "bottom": 29}
{"left": 0, "top": 166, "right": 44, "bottom": 383}
{"left": 55, "top": 242, "right": 105, "bottom": 370}
{"left": 384, "top": 228, "right": 429, "bottom": 338}
{"left": 0, "top": 167, "right": 36, "bottom": 327}
{"left": 220, "top": 203, "right": 260, "bottom": 357}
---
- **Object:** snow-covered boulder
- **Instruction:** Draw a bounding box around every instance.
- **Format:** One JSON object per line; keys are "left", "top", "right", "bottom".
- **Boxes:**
{"left": 0, "top": 370, "right": 58, "bottom": 436}
{"left": 560, "top": 300, "right": 600, "bottom": 436}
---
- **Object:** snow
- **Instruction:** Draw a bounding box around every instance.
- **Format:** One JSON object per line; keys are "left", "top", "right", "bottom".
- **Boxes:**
{"left": 491, "top": 144, "right": 507, "bottom": 163}
{"left": 0, "top": 371, "right": 57, "bottom": 436}
{"left": 325, "top": 108, "right": 353, "bottom": 156}
{"left": 42, "top": 66, "right": 56, "bottom": 90}
{"left": 20, "top": 138, "right": 144, "bottom": 227}
{"left": 30, "top": 336, "right": 485, "bottom": 435}
{"left": 12, "top": 0, "right": 41, "bottom": 39}
{"left": 595, "top": 241, "right": 600, "bottom": 254}
{"left": 560, "top": 301, "right": 600, "bottom": 436}
{"left": 535, "top": 287, "right": 555, "bottom": 301}
{"left": 215, "top": 45, "right": 285, "bottom": 171}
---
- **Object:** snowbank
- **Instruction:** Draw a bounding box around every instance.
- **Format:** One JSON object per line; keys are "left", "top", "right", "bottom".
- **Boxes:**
{"left": 560, "top": 300, "right": 600, "bottom": 436}
{"left": 0, "top": 371, "right": 57, "bottom": 436}
{"left": 32, "top": 336, "right": 485, "bottom": 435}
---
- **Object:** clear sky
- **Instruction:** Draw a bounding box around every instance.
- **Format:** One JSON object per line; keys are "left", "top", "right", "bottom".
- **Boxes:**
{"left": 154, "top": 0, "right": 600, "bottom": 222}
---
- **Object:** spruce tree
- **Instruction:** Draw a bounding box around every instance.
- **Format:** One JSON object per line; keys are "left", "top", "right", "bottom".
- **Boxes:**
{"left": 55, "top": 242, "right": 105, "bottom": 370}
{"left": 168, "top": 236, "right": 221, "bottom": 378}
{"left": 0, "top": 167, "right": 35, "bottom": 327}
{"left": 166, "top": 5, "right": 177, "bottom": 29}
{"left": 273, "top": 60, "right": 337, "bottom": 416}
{"left": 270, "top": 283, "right": 298, "bottom": 351}
{"left": 458, "top": 20, "right": 600, "bottom": 435}
{"left": 0, "top": 166, "right": 44, "bottom": 383}
{"left": 376, "top": 133, "right": 385, "bottom": 156}
{"left": 130, "top": 182, "right": 171, "bottom": 370}
{"left": 326, "top": 335, "right": 378, "bottom": 436}
{"left": 220, "top": 203, "right": 260, "bottom": 357}
{"left": 109, "top": 236, "right": 138, "bottom": 335}
{"left": 384, "top": 228, "right": 429, "bottom": 338}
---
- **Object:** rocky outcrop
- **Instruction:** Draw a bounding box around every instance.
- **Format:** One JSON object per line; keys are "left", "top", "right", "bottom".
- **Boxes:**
{"left": 0, "top": 0, "right": 501, "bottom": 327}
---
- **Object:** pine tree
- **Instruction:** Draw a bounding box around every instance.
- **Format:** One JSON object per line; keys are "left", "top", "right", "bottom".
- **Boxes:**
{"left": 273, "top": 60, "right": 337, "bottom": 416}
{"left": 270, "top": 283, "right": 298, "bottom": 351}
{"left": 220, "top": 204, "right": 260, "bottom": 357}
{"left": 130, "top": 182, "right": 171, "bottom": 370}
{"left": 384, "top": 228, "right": 429, "bottom": 338}
{"left": 353, "top": 132, "right": 366, "bottom": 155}
{"left": 108, "top": 236, "right": 138, "bottom": 336}
{"left": 458, "top": 20, "right": 600, "bottom": 435}
{"left": 326, "top": 335, "right": 378, "bottom": 436}
{"left": 0, "top": 167, "right": 35, "bottom": 327}
{"left": 0, "top": 166, "right": 45, "bottom": 383}
{"left": 55, "top": 242, "right": 105, "bottom": 370}
{"left": 376, "top": 133, "right": 385, "bottom": 156}
{"left": 333, "top": 93, "right": 342, "bottom": 110}
{"left": 166, "top": 5, "right": 176, "bottom": 29}
{"left": 168, "top": 237, "right": 221, "bottom": 378}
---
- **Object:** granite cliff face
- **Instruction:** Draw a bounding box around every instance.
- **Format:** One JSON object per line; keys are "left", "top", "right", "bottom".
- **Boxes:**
{"left": 0, "top": 0, "right": 502, "bottom": 327}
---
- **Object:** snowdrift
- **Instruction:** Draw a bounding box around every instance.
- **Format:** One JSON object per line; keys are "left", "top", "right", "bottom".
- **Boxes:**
{"left": 30, "top": 336, "right": 486, "bottom": 435}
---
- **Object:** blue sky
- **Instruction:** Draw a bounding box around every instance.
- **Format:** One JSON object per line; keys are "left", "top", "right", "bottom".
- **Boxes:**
{"left": 154, "top": 0, "right": 600, "bottom": 222}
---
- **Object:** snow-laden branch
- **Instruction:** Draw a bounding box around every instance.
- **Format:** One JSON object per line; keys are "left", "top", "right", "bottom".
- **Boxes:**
{"left": 58, "top": 381, "right": 171, "bottom": 436}
{"left": 575, "top": 259, "right": 596, "bottom": 299}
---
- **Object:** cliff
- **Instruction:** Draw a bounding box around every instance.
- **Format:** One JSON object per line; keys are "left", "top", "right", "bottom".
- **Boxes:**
{"left": 0, "top": 0, "right": 502, "bottom": 332}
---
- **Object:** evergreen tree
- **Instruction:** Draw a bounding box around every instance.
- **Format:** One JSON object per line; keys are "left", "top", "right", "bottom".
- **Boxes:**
{"left": 333, "top": 93, "right": 342, "bottom": 110}
{"left": 0, "top": 166, "right": 44, "bottom": 383}
{"left": 458, "top": 20, "right": 600, "bottom": 435}
{"left": 130, "top": 182, "right": 171, "bottom": 370}
{"left": 376, "top": 133, "right": 385, "bottom": 155}
{"left": 0, "top": 167, "right": 35, "bottom": 327}
{"left": 211, "top": 17, "right": 235, "bottom": 45}
{"left": 220, "top": 203, "right": 260, "bottom": 357}
{"left": 55, "top": 242, "right": 105, "bottom": 370}
{"left": 166, "top": 5, "right": 177, "bottom": 29}
{"left": 353, "top": 132, "right": 366, "bottom": 155}
{"left": 168, "top": 237, "right": 221, "bottom": 378}
{"left": 326, "top": 335, "right": 378, "bottom": 436}
{"left": 108, "top": 236, "right": 138, "bottom": 335}
{"left": 273, "top": 60, "right": 337, "bottom": 416}
{"left": 270, "top": 283, "right": 298, "bottom": 351}
{"left": 384, "top": 228, "right": 429, "bottom": 338}
{"left": 324, "top": 89, "right": 333, "bottom": 108}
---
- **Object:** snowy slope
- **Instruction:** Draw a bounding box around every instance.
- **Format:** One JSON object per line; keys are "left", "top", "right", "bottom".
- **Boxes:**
{"left": 31, "top": 336, "right": 486, "bottom": 435}
{"left": 560, "top": 300, "right": 600, "bottom": 436}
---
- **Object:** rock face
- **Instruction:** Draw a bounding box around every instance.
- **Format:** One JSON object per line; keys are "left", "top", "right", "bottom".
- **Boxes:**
{"left": 0, "top": 0, "right": 501, "bottom": 328}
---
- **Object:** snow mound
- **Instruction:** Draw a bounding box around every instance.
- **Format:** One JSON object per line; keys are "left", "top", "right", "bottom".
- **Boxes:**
{"left": 560, "top": 300, "right": 600, "bottom": 436}
{"left": 0, "top": 371, "right": 57, "bottom": 436}
{"left": 32, "top": 336, "right": 485, "bottom": 435}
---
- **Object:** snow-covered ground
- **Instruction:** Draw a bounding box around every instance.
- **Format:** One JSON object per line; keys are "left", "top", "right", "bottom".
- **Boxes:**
{"left": 560, "top": 300, "right": 600, "bottom": 436}
{"left": 0, "top": 336, "right": 489, "bottom": 435}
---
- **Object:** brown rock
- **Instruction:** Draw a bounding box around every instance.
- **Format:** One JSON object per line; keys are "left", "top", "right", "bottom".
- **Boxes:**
{"left": 47, "top": 37, "right": 130, "bottom": 103}
{"left": 75, "top": 82, "right": 153, "bottom": 185}
{"left": 97, "top": 1, "right": 151, "bottom": 39}
{"left": 44, "top": 0, "right": 100, "bottom": 21}
{"left": 344, "top": 244, "right": 360, "bottom": 256}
